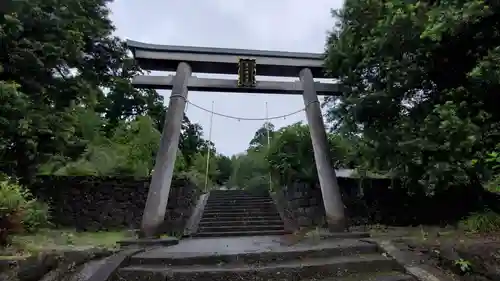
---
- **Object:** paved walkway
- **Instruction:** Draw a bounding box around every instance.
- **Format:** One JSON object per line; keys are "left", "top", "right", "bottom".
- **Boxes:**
{"left": 132, "top": 234, "right": 369, "bottom": 258}
{"left": 150, "top": 235, "right": 289, "bottom": 254}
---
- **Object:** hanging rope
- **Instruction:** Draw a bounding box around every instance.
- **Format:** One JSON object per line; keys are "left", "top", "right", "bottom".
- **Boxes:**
{"left": 171, "top": 94, "right": 319, "bottom": 121}
{"left": 187, "top": 100, "right": 318, "bottom": 121}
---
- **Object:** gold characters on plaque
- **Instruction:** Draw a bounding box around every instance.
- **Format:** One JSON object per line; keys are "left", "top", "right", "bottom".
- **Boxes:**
{"left": 237, "top": 58, "right": 257, "bottom": 88}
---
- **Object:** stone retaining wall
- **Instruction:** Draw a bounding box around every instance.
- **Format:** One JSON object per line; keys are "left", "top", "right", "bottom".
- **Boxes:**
{"left": 277, "top": 178, "right": 376, "bottom": 227}
{"left": 29, "top": 176, "right": 200, "bottom": 235}
{"left": 277, "top": 178, "right": 500, "bottom": 228}
{"left": 279, "top": 183, "right": 326, "bottom": 227}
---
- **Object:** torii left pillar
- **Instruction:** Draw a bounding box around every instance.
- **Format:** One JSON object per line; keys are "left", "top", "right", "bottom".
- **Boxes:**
{"left": 140, "top": 62, "right": 192, "bottom": 238}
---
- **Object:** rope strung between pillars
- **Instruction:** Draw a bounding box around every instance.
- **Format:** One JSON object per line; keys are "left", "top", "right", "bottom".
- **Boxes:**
{"left": 172, "top": 93, "right": 319, "bottom": 121}
{"left": 204, "top": 101, "right": 215, "bottom": 192}
{"left": 186, "top": 99, "right": 319, "bottom": 121}
{"left": 175, "top": 95, "right": 320, "bottom": 192}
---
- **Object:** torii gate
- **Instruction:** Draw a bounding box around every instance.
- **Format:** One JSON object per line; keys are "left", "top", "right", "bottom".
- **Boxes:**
{"left": 126, "top": 40, "right": 346, "bottom": 237}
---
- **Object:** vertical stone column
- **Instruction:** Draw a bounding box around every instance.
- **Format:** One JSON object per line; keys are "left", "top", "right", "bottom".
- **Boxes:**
{"left": 299, "top": 68, "right": 346, "bottom": 232}
{"left": 140, "top": 62, "right": 192, "bottom": 238}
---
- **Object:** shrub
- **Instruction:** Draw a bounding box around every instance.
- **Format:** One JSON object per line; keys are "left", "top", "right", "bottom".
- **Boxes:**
{"left": 23, "top": 200, "right": 51, "bottom": 233}
{"left": 0, "top": 180, "right": 26, "bottom": 246}
{"left": 459, "top": 210, "right": 500, "bottom": 233}
{"left": 484, "top": 175, "right": 500, "bottom": 193}
{"left": 0, "top": 179, "right": 50, "bottom": 245}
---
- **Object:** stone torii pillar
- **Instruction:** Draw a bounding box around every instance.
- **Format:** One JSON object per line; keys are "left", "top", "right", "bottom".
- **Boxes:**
{"left": 299, "top": 68, "right": 346, "bottom": 232}
{"left": 140, "top": 62, "right": 192, "bottom": 238}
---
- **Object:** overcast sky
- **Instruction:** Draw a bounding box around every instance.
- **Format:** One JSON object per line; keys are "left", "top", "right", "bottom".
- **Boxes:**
{"left": 108, "top": 0, "right": 342, "bottom": 156}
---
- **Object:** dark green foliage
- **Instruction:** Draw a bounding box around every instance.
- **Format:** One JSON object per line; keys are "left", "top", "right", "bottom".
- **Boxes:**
{"left": 0, "top": 0, "right": 225, "bottom": 185}
{"left": 324, "top": 0, "right": 500, "bottom": 194}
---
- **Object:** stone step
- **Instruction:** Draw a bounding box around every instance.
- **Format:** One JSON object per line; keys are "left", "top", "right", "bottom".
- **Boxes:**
{"left": 191, "top": 229, "right": 291, "bottom": 237}
{"left": 200, "top": 216, "right": 282, "bottom": 222}
{"left": 199, "top": 215, "right": 282, "bottom": 222}
{"left": 198, "top": 219, "right": 284, "bottom": 227}
{"left": 209, "top": 194, "right": 268, "bottom": 197}
{"left": 209, "top": 190, "right": 268, "bottom": 195}
{"left": 319, "top": 231, "right": 372, "bottom": 239}
{"left": 205, "top": 200, "right": 274, "bottom": 206}
{"left": 198, "top": 224, "right": 285, "bottom": 233}
{"left": 117, "top": 254, "right": 401, "bottom": 281}
{"left": 209, "top": 192, "right": 269, "bottom": 196}
{"left": 205, "top": 204, "right": 277, "bottom": 212}
{"left": 129, "top": 239, "right": 379, "bottom": 266}
{"left": 210, "top": 192, "right": 270, "bottom": 198}
{"left": 205, "top": 201, "right": 275, "bottom": 206}
{"left": 204, "top": 200, "right": 275, "bottom": 206}
{"left": 207, "top": 197, "right": 273, "bottom": 204}
{"left": 203, "top": 206, "right": 276, "bottom": 212}
{"left": 201, "top": 211, "right": 280, "bottom": 218}
{"left": 206, "top": 200, "right": 274, "bottom": 204}
{"left": 210, "top": 190, "right": 262, "bottom": 193}
{"left": 310, "top": 272, "right": 415, "bottom": 281}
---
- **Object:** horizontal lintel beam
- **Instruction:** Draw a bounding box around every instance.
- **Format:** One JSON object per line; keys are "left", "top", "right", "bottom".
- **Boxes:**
{"left": 127, "top": 40, "right": 327, "bottom": 78}
{"left": 132, "top": 75, "right": 343, "bottom": 96}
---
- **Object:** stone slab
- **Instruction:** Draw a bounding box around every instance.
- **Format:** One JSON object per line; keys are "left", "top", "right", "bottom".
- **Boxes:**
{"left": 198, "top": 219, "right": 284, "bottom": 227}
{"left": 204, "top": 204, "right": 276, "bottom": 210}
{"left": 198, "top": 224, "right": 285, "bottom": 233}
{"left": 117, "top": 237, "right": 179, "bottom": 247}
{"left": 118, "top": 254, "right": 401, "bottom": 281}
{"left": 201, "top": 210, "right": 278, "bottom": 216}
{"left": 84, "top": 248, "right": 144, "bottom": 281}
{"left": 318, "top": 231, "right": 371, "bottom": 239}
{"left": 372, "top": 239, "right": 456, "bottom": 281}
{"left": 192, "top": 229, "right": 291, "bottom": 237}
{"left": 205, "top": 199, "right": 273, "bottom": 204}
{"left": 2, "top": 247, "right": 117, "bottom": 281}
{"left": 130, "top": 237, "right": 378, "bottom": 265}
{"left": 133, "top": 235, "right": 361, "bottom": 257}
{"left": 199, "top": 215, "right": 282, "bottom": 222}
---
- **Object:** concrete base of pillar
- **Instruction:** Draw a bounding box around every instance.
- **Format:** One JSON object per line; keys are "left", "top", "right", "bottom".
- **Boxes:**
{"left": 326, "top": 215, "right": 347, "bottom": 232}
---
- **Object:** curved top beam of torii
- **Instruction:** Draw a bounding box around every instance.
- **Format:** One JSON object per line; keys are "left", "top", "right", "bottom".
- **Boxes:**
{"left": 126, "top": 39, "right": 327, "bottom": 78}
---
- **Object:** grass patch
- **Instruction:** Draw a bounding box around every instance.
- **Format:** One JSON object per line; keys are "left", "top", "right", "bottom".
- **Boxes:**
{"left": 459, "top": 210, "right": 500, "bottom": 233}
{"left": 0, "top": 228, "right": 131, "bottom": 257}
{"left": 367, "top": 225, "right": 465, "bottom": 242}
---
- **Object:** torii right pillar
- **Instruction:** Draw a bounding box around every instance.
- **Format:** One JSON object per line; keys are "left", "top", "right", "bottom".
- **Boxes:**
{"left": 299, "top": 68, "right": 346, "bottom": 232}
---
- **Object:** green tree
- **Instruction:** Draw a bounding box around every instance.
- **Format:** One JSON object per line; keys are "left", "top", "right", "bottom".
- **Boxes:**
{"left": 213, "top": 154, "right": 232, "bottom": 185}
{"left": 248, "top": 122, "right": 275, "bottom": 152}
{"left": 324, "top": 0, "right": 500, "bottom": 193}
{"left": 179, "top": 118, "right": 211, "bottom": 167}
{"left": 228, "top": 151, "right": 270, "bottom": 193}
{"left": 266, "top": 122, "right": 356, "bottom": 187}
{"left": 0, "top": 0, "right": 213, "bottom": 181}
{"left": 38, "top": 111, "right": 161, "bottom": 177}
{"left": 0, "top": 0, "right": 128, "bottom": 181}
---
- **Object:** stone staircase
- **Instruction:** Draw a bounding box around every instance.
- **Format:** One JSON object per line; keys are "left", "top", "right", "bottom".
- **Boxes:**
{"left": 115, "top": 236, "right": 416, "bottom": 281}
{"left": 112, "top": 190, "right": 417, "bottom": 281}
{"left": 192, "top": 189, "right": 291, "bottom": 237}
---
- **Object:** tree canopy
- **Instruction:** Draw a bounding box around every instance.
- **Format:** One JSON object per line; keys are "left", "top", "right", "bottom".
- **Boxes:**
{"left": 0, "top": 0, "right": 226, "bottom": 188}
{"left": 324, "top": 0, "right": 500, "bottom": 193}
